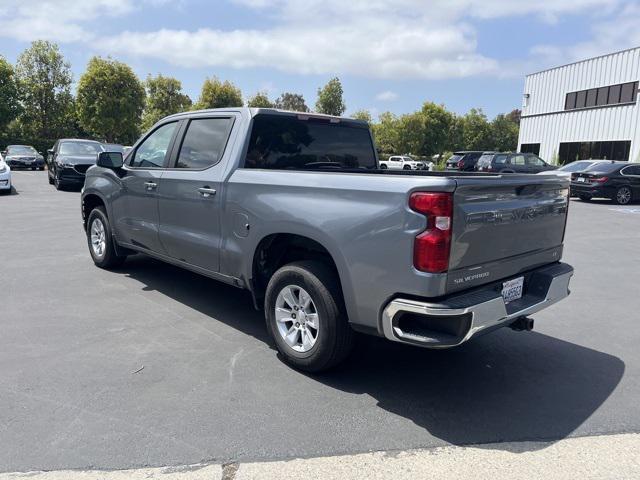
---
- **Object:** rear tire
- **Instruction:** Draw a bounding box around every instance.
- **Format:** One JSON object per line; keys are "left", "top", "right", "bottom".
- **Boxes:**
{"left": 265, "top": 261, "right": 354, "bottom": 372}
{"left": 86, "top": 207, "right": 126, "bottom": 269}
{"left": 615, "top": 186, "right": 632, "bottom": 205}
{"left": 579, "top": 195, "right": 591, "bottom": 202}
{"left": 403, "top": 165, "right": 411, "bottom": 170}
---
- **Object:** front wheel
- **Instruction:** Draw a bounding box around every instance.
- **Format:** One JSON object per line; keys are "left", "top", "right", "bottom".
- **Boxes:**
{"left": 615, "top": 186, "right": 632, "bottom": 205}
{"left": 379, "top": 164, "right": 387, "bottom": 169}
{"left": 403, "top": 165, "right": 411, "bottom": 170}
{"left": 265, "top": 261, "right": 354, "bottom": 372}
{"left": 86, "top": 207, "right": 126, "bottom": 269}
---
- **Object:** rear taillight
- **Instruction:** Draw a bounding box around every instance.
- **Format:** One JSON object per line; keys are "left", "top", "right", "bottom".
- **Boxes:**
{"left": 409, "top": 192, "right": 453, "bottom": 273}
{"left": 591, "top": 176, "right": 608, "bottom": 183}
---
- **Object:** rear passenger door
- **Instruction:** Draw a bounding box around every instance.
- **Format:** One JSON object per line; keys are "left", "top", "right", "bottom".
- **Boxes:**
{"left": 157, "top": 115, "right": 236, "bottom": 272}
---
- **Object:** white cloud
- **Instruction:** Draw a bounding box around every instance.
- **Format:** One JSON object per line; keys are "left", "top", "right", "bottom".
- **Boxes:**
{"left": 376, "top": 91, "right": 399, "bottom": 101}
{"left": 0, "top": 0, "right": 630, "bottom": 80}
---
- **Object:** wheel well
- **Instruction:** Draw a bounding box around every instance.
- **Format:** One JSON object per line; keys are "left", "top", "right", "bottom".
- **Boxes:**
{"left": 252, "top": 234, "right": 341, "bottom": 309}
{"left": 82, "top": 194, "right": 106, "bottom": 229}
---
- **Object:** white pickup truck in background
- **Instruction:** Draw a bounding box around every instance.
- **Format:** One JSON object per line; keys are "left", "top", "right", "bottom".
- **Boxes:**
{"left": 379, "top": 155, "right": 433, "bottom": 171}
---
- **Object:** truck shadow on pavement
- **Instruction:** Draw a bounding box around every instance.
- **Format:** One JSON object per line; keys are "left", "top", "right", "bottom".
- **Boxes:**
{"left": 123, "top": 255, "right": 625, "bottom": 454}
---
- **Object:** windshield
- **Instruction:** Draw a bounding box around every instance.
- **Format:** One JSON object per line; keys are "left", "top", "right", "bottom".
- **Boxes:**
{"left": 559, "top": 161, "right": 595, "bottom": 172}
{"left": 584, "top": 162, "right": 623, "bottom": 174}
{"left": 245, "top": 114, "right": 377, "bottom": 170}
{"left": 59, "top": 142, "right": 103, "bottom": 156}
{"left": 7, "top": 146, "right": 37, "bottom": 155}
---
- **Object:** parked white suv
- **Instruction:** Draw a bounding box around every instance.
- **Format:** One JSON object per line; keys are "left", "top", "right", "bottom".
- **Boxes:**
{"left": 379, "top": 155, "right": 432, "bottom": 171}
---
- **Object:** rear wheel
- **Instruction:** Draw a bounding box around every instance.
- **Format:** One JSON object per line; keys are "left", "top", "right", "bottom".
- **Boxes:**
{"left": 579, "top": 195, "right": 591, "bottom": 202}
{"left": 86, "top": 207, "right": 126, "bottom": 269}
{"left": 265, "top": 261, "right": 354, "bottom": 372}
{"left": 615, "top": 186, "right": 632, "bottom": 205}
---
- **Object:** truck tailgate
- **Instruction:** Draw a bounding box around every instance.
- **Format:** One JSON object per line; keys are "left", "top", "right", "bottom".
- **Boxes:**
{"left": 447, "top": 175, "right": 569, "bottom": 293}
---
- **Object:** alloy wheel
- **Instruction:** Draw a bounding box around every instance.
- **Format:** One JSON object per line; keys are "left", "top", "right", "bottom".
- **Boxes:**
{"left": 90, "top": 218, "right": 107, "bottom": 258}
{"left": 275, "top": 285, "right": 320, "bottom": 353}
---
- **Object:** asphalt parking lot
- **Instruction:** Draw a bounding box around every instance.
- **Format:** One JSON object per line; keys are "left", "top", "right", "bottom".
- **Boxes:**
{"left": 1, "top": 171, "right": 639, "bottom": 473}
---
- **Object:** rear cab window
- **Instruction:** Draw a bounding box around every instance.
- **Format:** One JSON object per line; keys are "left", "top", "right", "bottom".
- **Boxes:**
{"left": 244, "top": 114, "right": 376, "bottom": 170}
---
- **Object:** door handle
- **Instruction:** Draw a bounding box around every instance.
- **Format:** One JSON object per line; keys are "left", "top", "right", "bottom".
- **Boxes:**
{"left": 144, "top": 181, "right": 157, "bottom": 191}
{"left": 198, "top": 187, "right": 217, "bottom": 198}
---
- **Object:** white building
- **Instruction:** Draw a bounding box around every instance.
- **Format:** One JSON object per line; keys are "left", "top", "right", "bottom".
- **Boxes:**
{"left": 518, "top": 47, "right": 640, "bottom": 165}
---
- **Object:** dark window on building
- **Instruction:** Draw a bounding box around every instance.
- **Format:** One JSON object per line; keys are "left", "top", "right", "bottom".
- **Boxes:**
{"left": 558, "top": 140, "right": 631, "bottom": 164}
{"left": 244, "top": 114, "right": 377, "bottom": 170}
{"left": 175, "top": 117, "right": 233, "bottom": 169}
{"left": 608, "top": 84, "right": 621, "bottom": 103}
{"left": 520, "top": 143, "right": 540, "bottom": 155}
{"left": 620, "top": 82, "right": 637, "bottom": 103}
{"left": 565, "top": 92, "right": 576, "bottom": 110}
{"left": 596, "top": 86, "right": 609, "bottom": 106}
{"left": 565, "top": 81, "right": 638, "bottom": 111}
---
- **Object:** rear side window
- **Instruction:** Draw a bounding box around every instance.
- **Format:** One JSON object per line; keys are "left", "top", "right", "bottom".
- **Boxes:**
{"left": 477, "top": 154, "right": 493, "bottom": 167}
{"left": 131, "top": 122, "right": 177, "bottom": 168}
{"left": 245, "top": 114, "right": 376, "bottom": 170}
{"left": 176, "top": 118, "right": 233, "bottom": 169}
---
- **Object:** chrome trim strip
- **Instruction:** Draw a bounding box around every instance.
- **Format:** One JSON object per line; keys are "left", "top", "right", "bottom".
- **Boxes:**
{"left": 382, "top": 270, "right": 573, "bottom": 348}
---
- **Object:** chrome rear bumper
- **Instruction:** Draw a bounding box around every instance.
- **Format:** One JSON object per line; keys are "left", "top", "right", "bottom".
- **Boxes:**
{"left": 382, "top": 263, "right": 573, "bottom": 348}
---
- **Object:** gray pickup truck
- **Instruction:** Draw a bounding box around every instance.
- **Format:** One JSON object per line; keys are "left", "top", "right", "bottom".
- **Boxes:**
{"left": 81, "top": 108, "right": 573, "bottom": 372}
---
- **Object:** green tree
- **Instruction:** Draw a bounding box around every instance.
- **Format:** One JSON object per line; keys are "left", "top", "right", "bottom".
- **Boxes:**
{"left": 461, "top": 108, "right": 492, "bottom": 150}
{"left": 490, "top": 113, "right": 519, "bottom": 151}
{"left": 0, "top": 56, "right": 21, "bottom": 132}
{"left": 274, "top": 92, "right": 309, "bottom": 112}
{"left": 247, "top": 91, "right": 274, "bottom": 108}
{"left": 315, "top": 77, "right": 346, "bottom": 116}
{"left": 141, "top": 74, "right": 191, "bottom": 132}
{"left": 506, "top": 108, "right": 521, "bottom": 126}
{"left": 15, "top": 40, "right": 75, "bottom": 139}
{"left": 194, "top": 77, "right": 243, "bottom": 109}
{"left": 76, "top": 57, "right": 145, "bottom": 143}
{"left": 418, "top": 102, "right": 456, "bottom": 156}
{"left": 371, "top": 111, "right": 400, "bottom": 154}
{"left": 351, "top": 109, "right": 372, "bottom": 123}
{"left": 396, "top": 112, "right": 425, "bottom": 155}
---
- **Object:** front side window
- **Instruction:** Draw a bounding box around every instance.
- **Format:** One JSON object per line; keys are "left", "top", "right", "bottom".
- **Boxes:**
{"left": 176, "top": 118, "right": 233, "bottom": 169}
{"left": 244, "top": 114, "right": 377, "bottom": 170}
{"left": 130, "top": 122, "right": 177, "bottom": 168}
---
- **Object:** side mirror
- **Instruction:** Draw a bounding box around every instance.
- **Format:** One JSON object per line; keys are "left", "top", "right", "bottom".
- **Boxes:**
{"left": 47, "top": 149, "right": 54, "bottom": 155}
{"left": 97, "top": 151, "right": 124, "bottom": 169}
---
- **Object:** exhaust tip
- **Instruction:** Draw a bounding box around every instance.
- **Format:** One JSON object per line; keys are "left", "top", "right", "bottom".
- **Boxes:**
{"left": 510, "top": 316, "right": 534, "bottom": 332}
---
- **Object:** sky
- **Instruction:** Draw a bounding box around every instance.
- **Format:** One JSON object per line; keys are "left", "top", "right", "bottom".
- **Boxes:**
{"left": 0, "top": 0, "right": 639, "bottom": 119}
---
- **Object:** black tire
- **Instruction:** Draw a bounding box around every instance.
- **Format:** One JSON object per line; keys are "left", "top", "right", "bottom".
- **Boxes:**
{"left": 39, "top": 166, "right": 44, "bottom": 171}
{"left": 579, "top": 195, "right": 591, "bottom": 202}
{"left": 615, "top": 186, "right": 632, "bottom": 205}
{"left": 380, "top": 164, "right": 387, "bottom": 169}
{"left": 54, "top": 172, "right": 65, "bottom": 191}
{"left": 265, "top": 261, "right": 354, "bottom": 372}
{"left": 48, "top": 170, "right": 54, "bottom": 185}
{"left": 403, "top": 165, "right": 411, "bottom": 170}
{"left": 86, "top": 207, "right": 126, "bottom": 269}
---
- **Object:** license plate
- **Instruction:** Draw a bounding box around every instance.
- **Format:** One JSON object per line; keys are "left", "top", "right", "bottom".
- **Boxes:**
{"left": 577, "top": 177, "right": 586, "bottom": 182}
{"left": 502, "top": 276, "right": 524, "bottom": 304}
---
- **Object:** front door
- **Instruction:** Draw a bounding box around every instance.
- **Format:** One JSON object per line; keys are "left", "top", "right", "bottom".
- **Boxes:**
{"left": 158, "top": 116, "right": 236, "bottom": 272}
{"left": 113, "top": 121, "right": 179, "bottom": 253}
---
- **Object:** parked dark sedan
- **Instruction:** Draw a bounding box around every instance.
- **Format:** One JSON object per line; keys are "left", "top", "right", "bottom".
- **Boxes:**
{"left": 445, "top": 151, "right": 486, "bottom": 171}
{"left": 2, "top": 145, "right": 45, "bottom": 170}
{"left": 476, "top": 152, "right": 556, "bottom": 174}
{"left": 46, "top": 139, "right": 104, "bottom": 190}
{"left": 571, "top": 161, "right": 640, "bottom": 205}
